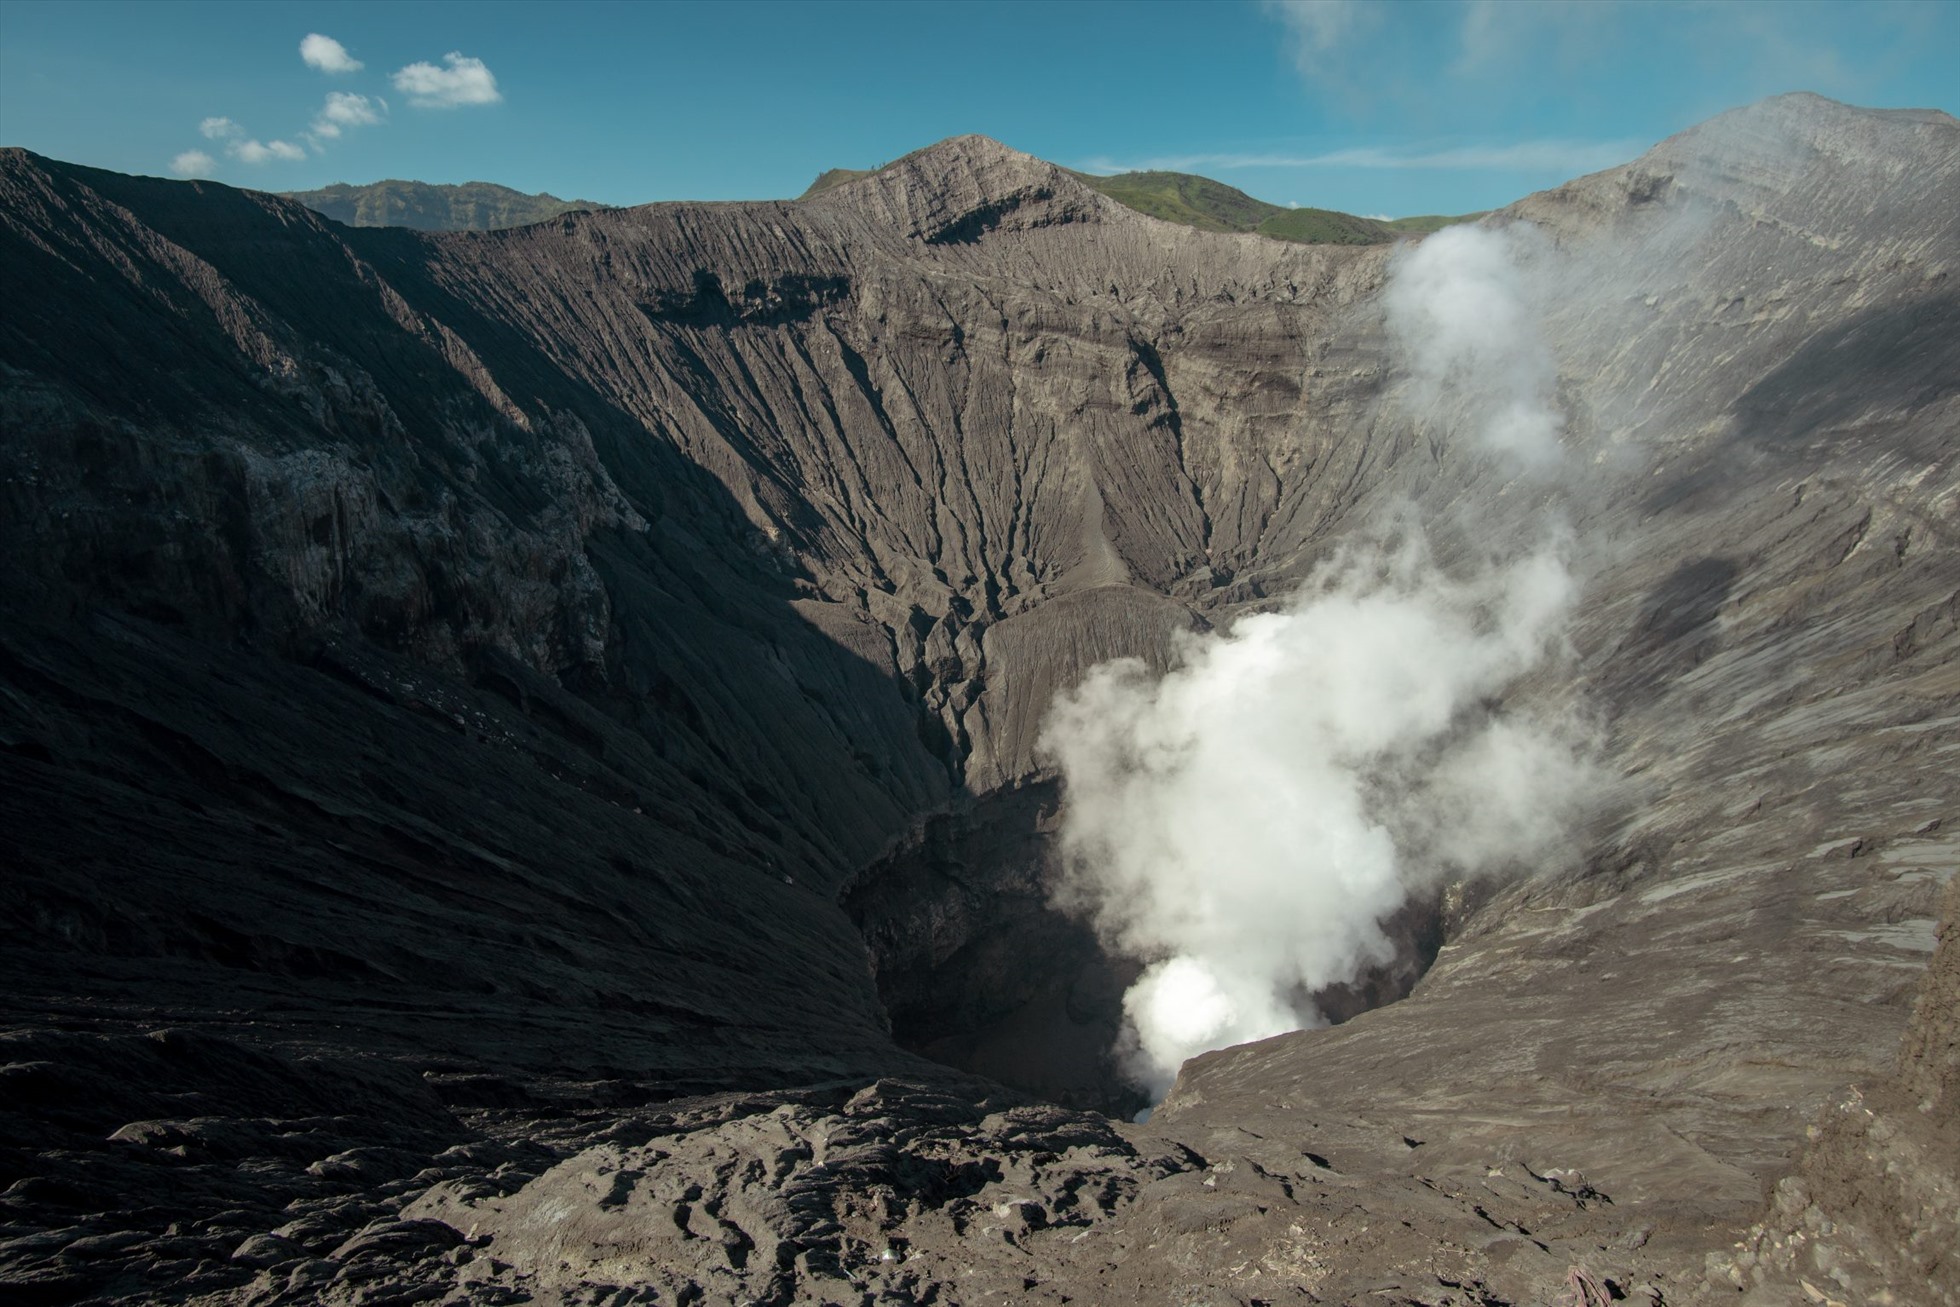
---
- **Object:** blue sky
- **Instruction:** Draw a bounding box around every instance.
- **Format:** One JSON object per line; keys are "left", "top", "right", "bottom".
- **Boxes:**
{"left": 1, "top": 0, "right": 1954, "bottom": 218}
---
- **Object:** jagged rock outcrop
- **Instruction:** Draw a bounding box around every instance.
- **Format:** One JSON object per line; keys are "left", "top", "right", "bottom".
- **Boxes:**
{"left": 1720, "top": 872, "right": 1959, "bottom": 1303}
{"left": 1, "top": 94, "right": 1954, "bottom": 1304}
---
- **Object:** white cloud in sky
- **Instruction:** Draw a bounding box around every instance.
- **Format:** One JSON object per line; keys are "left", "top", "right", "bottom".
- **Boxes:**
{"left": 229, "top": 138, "right": 306, "bottom": 165}
{"left": 311, "top": 91, "right": 385, "bottom": 139}
{"left": 1454, "top": 0, "right": 1507, "bottom": 75}
{"left": 191, "top": 39, "right": 392, "bottom": 170}
{"left": 392, "top": 52, "right": 502, "bottom": 108}
{"left": 1265, "top": 0, "right": 1371, "bottom": 75}
{"left": 300, "top": 34, "right": 363, "bottom": 75}
{"left": 1448, "top": 0, "right": 1624, "bottom": 84}
{"left": 170, "top": 150, "right": 217, "bottom": 177}
{"left": 1266, "top": 0, "right": 1907, "bottom": 128}
{"left": 1080, "top": 138, "right": 1643, "bottom": 176}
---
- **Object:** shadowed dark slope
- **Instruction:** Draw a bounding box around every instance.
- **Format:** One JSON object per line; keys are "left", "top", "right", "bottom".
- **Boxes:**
{"left": 0, "top": 150, "right": 951, "bottom": 1090}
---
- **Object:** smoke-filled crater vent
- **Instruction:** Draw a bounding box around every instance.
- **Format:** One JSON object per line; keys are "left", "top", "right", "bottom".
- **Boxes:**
{"left": 842, "top": 781, "right": 1463, "bottom": 1119}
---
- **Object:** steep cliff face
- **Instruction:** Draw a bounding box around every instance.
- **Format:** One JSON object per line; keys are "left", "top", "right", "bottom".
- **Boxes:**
{"left": 0, "top": 94, "right": 1954, "bottom": 1305}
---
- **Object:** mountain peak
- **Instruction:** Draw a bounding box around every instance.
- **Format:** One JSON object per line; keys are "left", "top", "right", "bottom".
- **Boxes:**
{"left": 1652, "top": 90, "right": 1959, "bottom": 172}
{"left": 800, "top": 133, "right": 1109, "bottom": 244}
{"left": 1508, "top": 90, "right": 1959, "bottom": 241}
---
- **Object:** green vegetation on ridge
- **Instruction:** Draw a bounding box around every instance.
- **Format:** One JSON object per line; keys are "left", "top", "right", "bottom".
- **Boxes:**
{"left": 1064, "top": 169, "right": 1274, "bottom": 233}
{"left": 1066, "top": 169, "right": 1483, "bottom": 245}
{"left": 1380, "top": 214, "right": 1476, "bottom": 236}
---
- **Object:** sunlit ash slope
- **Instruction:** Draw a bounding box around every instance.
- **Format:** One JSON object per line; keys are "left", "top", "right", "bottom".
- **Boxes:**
{"left": 0, "top": 94, "right": 1955, "bottom": 1305}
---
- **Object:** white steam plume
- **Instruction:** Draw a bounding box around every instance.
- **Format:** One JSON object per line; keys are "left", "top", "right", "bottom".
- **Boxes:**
{"left": 1384, "top": 223, "right": 1564, "bottom": 473}
{"left": 1042, "top": 223, "right": 1602, "bottom": 1097}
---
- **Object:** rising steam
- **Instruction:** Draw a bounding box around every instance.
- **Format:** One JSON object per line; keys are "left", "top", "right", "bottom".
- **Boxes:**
{"left": 1384, "top": 224, "right": 1565, "bottom": 472}
{"left": 1041, "top": 224, "right": 1604, "bottom": 1096}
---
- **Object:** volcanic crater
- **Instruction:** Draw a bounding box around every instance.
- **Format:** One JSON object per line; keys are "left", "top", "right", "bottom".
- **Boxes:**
{"left": 1, "top": 94, "right": 1956, "bottom": 1305}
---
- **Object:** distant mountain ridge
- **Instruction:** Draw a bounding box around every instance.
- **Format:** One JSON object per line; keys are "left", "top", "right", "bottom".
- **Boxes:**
{"left": 293, "top": 166, "right": 1466, "bottom": 243}
{"left": 800, "top": 160, "right": 1477, "bottom": 243}
{"left": 280, "top": 179, "right": 606, "bottom": 231}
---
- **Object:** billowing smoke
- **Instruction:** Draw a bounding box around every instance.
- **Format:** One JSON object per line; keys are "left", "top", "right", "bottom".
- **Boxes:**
{"left": 1041, "top": 224, "right": 1605, "bottom": 1097}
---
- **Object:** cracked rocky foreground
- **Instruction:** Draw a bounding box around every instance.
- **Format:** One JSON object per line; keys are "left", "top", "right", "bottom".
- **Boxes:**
{"left": 2, "top": 94, "right": 1956, "bottom": 1304}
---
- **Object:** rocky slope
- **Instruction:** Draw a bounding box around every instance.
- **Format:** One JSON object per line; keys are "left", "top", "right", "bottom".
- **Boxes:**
{"left": 0, "top": 93, "right": 1954, "bottom": 1304}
